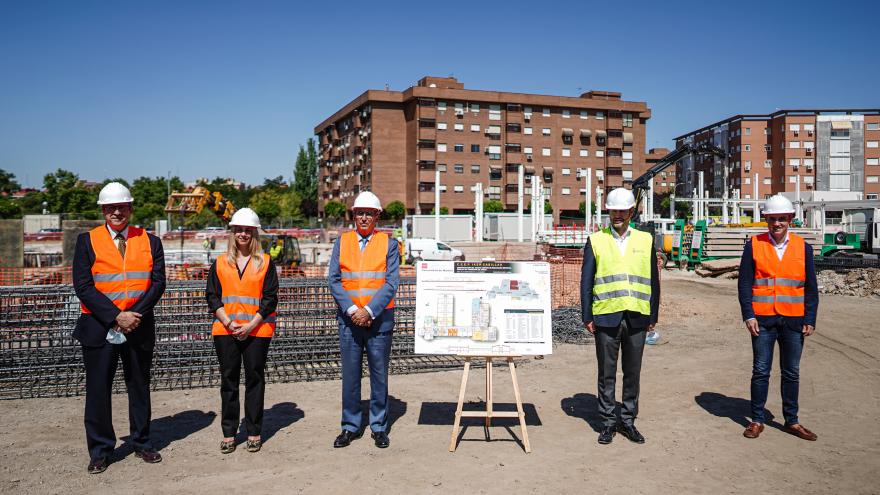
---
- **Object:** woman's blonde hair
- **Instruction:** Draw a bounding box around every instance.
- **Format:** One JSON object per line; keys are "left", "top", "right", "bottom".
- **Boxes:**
{"left": 226, "top": 228, "right": 264, "bottom": 271}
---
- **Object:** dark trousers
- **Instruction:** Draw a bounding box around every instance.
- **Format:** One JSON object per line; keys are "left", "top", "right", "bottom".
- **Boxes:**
{"left": 339, "top": 323, "right": 392, "bottom": 433}
{"left": 82, "top": 341, "right": 153, "bottom": 461}
{"left": 595, "top": 317, "right": 647, "bottom": 427}
{"left": 213, "top": 335, "right": 272, "bottom": 437}
{"left": 750, "top": 318, "right": 804, "bottom": 425}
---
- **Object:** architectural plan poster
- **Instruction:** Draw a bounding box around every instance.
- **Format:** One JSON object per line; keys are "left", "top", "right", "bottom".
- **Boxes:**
{"left": 414, "top": 261, "right": 552, "bottom": 356}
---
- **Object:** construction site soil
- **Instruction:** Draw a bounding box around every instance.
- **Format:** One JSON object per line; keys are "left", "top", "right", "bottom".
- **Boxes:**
{"left": 1, "top": 272, "right": 878, "bottom": 494}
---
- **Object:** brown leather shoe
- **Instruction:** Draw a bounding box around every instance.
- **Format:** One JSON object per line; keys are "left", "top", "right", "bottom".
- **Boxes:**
{"left": 87, "top": 457, "right": 108, "bottom": 474}
{"left": 743, "top": 422, "right": 764, "bottom": 438}
{"left": 783, "top": 423, "right": 817, "bottom": 441}
{"left": 134, "top": 448, "right": 163, "bottom": 463}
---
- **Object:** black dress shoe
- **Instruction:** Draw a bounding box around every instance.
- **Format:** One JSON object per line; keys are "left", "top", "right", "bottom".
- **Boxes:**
{"left": 134, "top": 448, "right": 163, "bottom": 463}
{"left": 333, "top": 430, "right": 362, "bottom": 448}
{"left": 618, "top": 424, "right": 645, "bottom": 444}
{"left": 598, "top": 426, "right": 616, "bottom": 445}
{"left": 88, "top": 457, "right": 108, "bottom": 474}
{"left": 371, "top": 431, "right": 390, "bottom": 449}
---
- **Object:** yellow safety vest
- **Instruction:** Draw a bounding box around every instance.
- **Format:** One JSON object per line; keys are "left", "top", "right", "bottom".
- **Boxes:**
{"left": 589, "top": 227, "right": 653, "bottom": 316}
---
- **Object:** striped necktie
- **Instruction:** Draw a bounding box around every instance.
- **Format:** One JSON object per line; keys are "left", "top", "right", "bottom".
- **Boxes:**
{"left": 359, "top": 237, "right": 367, "bottom": 252}
{"left": 115, "top": 233, "right": 126, "bottom": 258}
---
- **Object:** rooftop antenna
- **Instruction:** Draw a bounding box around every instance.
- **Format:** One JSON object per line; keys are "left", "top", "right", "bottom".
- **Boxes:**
{"left": 385, "top": 83, "right": 389, "bottom": 91}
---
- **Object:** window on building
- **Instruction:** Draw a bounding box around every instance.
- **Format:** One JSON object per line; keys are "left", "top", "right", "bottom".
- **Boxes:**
{"left": 868, "top": 176, "right": 880, "bottom": 183}
{"left": 524, "top": 146, "right": 533, "bottom": 154}
{"left": 437, "top": 101, "right": 447, "bottom": 110}
{"left": 763, "top": 178, "right": 771, "bottom": 185}
{"left": 744, "top": 177, "right": 751, "bottom": 185}
{"left": 542, "top": 128, "right": 551, "bottom": 136}
{"left": 489, "top": 168, "right": 502, "bottom": 180}
{"left": 523, "top": 106, "right": 532, "bottom": 119}
{"left": 507, "top": 123, "right": 521, "bottom": 132}
{"left": 542, "top": 107, "right": 551, "bottom": 117}
{"left": 470, "top": 103, "right": 480, "bottom": 112}
{"left": 455, "top": 102, "right": 464, "bottom": 112}
{"left": 804, "top": 158, "right": 815, "bottom": 167}
{"left": 454, "top": 164, "right": 464, "bottom": 173}
{"left": 622, "top": 170, "right": 633, "bottom": 180}
{"left": 542, "top": 147, "right": 551, "bottom": 156}
{"left": 622, "top": 113, "right": 633, "bottom": 127}
{"left": 868, "top": 123, "right": 880, "bottom": 131}
{"left": 764, "top": 159, "right": 772, "bottom": 168}
{"left": 561, "top": 187, "right": 571, "bottom": 195}
{"left": 471, "top": 165, "right": 480, "bottom": 174}
{"left": 469, "top": 124, "right": 479, "bottom": 132}
{"left": 454, "top": 185, "right": 464, "bottom": 192}
{"left": 868, "top": 141, "right": 880, "bottom": 148}
{"left": 595, "top": 150, "right": 605, "bottom": 158}
{"left": 437, "top": 122, "right": 447, "bottom": 130}
{"left": 622, "top": 151, "right": 633, "bottom": 164}
{"left": 489, "top": 105, "right": 501, "bottom": 121}
{"left": 789, "top": 158, "right": 800, "bottom": 167}
{"left": 764, "top": 144, "right": 771, "bottom": 152}
{"left": 804, "top": 141, "right": 815, "bottom": 149}
{"left": 438, "top": 164, "right": 447, "bottom": 172}
{"left": 487, "top": 145, "right": 502, "bottom": 160}
{"left": 471, "top": 144, "right": 480, "bottom": 153}
{"left": 745, "top": 127, "right": 751, "bottom": 136}
{"left": 580, "top": 149, "right": 589, "bottom": 157}
{"left": 596, "top": 170, "right": 604, "bottom": 179}
{"left": 867, "top": 158, "right": 879, "bottom": 166}
{"left": 454, "top": 123, "right": 464, "bottom": 131}
{"left": 560, "top": 109, "right": 570, "bottom": 119}
{"left": 804, "top": 176, "right": 814, "bottom": 184}
{"left": 868, "top": 193, "right": 879, "bottom": 200}
{"left": 439, "top": 185, "right": 447, "bottom": 192}
{"left": 595, "top": 111, "right": 604, "bottom": 120}
{"left": 562, "top": 148, "right": 571, "bottom": 157}
{"left": 790, "top": 141, "right": 800, "bottom": 149}
{"left": 562, "top": 168, "right": 571, "bottom": 175}
{"left": 524, "top": 127, "right": 533, "bottom": 135}
{"left": 580, "top": 110, "right": 588, "bottom": 120}
{"left": 454, "top": 144, "right": 464, "bottom": 152}
{"left": 744, "top": 144, "right": 751, "bottom": 151}
{"left": 789, "top": 124, "right": 800, "bottom": 132}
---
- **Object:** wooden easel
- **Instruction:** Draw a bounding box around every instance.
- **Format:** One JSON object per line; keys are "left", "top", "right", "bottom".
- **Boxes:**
{"left": 448, "top": 354, "right": 531, "bottom": 453}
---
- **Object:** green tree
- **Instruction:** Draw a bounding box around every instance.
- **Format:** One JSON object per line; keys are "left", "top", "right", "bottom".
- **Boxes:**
{"left": 43, "top": 169, "right": 98, "bottom": 217}
{"left": 293, "top": 139, "right": 318, "bottom": 218}
{"left": 261, "top": 175, "right": 287, "bottom": 192}
{"left": 0, "top": 197, "right": 21, "bottom": 218}
{"left": 250, "top": 189, "right": 284, "bottom": 226}
{"left": 578, "top": 200, "right": 598, "bottom": 216}
{"left": 127, "top": 176, "right": 185, "bottom": 226}
{"left": 430, "top": 206, "right": 449, "bottom": 214}
{"left": 384, "top": 200, "right": 405, "bottom": 222}
{"left": 278, "top": 190, "right": 304, "bottom": 226}
{"left": 483, "top": 199, "right": 503, "bottom": 213}
{"left": 17, "top": 191, "right": 47, "bottom": 214}
{"left": 0, "top": 169, "right": 21, "bottom": 195}
{"left": 324, "top": 200, "right": 346, "bottom": 223}
{"left": 544, "top": 200, "right": 553, "bottom": 214}
{"left": 131, "top": 203, "right": 166, "bottom": 227}
{"left": 659, "top": 192, "right": 690, "bottom": 219}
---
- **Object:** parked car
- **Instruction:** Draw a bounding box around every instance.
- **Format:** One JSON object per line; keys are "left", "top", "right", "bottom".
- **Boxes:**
{"left": 405, "top": 238, "right": 464, "bottom": 263}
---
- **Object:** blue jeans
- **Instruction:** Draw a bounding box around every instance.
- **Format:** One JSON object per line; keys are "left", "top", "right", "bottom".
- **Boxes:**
{"left": 750, "top": 318, "right": 804, "bottom": 425}
{"left": 339, "top": 323, "right": 392, "bottom": 433}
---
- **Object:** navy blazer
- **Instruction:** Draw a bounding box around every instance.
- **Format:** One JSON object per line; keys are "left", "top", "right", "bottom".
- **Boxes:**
{"left": 580, "top": 234, "right": 661, "bottom": 329}
{"left": 72, "top": 228, "right": 166, "bottom": 348}
{"left": 737, "top": 238, "right": 818, "bottom": 327}
{"left": 328, "top": 231, "right": 400, "bottom": 333}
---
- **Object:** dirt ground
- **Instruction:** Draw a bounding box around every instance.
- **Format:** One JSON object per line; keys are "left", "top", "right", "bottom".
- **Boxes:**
{"left": 1, "top": 272, "right": 878, "bottom": 494}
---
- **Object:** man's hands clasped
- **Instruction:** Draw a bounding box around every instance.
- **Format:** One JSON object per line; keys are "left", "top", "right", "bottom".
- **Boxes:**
{"left": 115, "top": 311, "right": 142, "bottom": 333}
{"left": 351, "top": 307, "right": 373, "bottom": 328}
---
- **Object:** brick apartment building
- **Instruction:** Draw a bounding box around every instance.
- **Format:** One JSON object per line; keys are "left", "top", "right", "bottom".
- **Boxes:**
{"left": 674, "top": 110, "right": 880, "bottom": 202}
{"left": 314, "top": 76, "right": 652, "bottom": 221}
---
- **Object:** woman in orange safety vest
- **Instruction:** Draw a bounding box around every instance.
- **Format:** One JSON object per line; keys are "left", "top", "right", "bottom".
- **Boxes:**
{"left": 205, "top": 208, "right": 278, "bottom": 454}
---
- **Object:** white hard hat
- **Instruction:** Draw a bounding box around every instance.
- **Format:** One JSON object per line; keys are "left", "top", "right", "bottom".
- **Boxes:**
{"left": 605, "top": 187, "right": 636, "bottom": 210}
{"left": 96, "top": 182, "right": 134, "bottom": 205}
{"left": 763, "top": 195, "right": 795, "bottom": 215}
{"left": 229, "top": 207, "right": 261, "bottom": 228}
{"left": 352, "top": 191, "right": 382, "bottom": 212}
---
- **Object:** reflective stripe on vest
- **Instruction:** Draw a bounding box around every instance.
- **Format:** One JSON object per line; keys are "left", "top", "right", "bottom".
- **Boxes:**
{"left": 339, "top": 231, "right": 395, "bottom": 310}
{"left": 211, "top": 253, "right": 276, "bottom": 337}
{"left": 751, "top": 232, "right": 807, "bottom": 317}
{"left": 81, "top": 226, "right": 153, "bottom": 314}
{"left": 589, "top": 228, "right": 653, "bottom": 316}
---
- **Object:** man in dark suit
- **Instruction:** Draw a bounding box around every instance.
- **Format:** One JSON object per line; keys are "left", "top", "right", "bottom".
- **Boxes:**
{"left": 72, "top": 182, "right": 166, "bottom": 474}
{"left": 581, "top": 188, "right": 660, "bottom": 445}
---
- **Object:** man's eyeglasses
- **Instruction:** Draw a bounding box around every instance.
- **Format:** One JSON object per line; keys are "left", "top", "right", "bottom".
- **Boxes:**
{"left": 354, "top": 210, "right": 377, "bottom": 218}
{"left": 766, "top": 216, "right": 791, "bottom": 224}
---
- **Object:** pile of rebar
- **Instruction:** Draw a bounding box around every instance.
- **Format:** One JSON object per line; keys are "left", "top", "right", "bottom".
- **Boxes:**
{"left": 0, "top": 277, "right": 466, "bottom": 399}
{"left": 551, "top": 306, "right": 593, "bottom": 345}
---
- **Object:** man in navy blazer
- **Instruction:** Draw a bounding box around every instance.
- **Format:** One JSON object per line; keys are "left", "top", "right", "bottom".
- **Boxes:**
{"left": 73, "top": 182, "right": 166, "bottom": 474}
{"left": 328, "top": 191, "right": 399, "bottom": 449}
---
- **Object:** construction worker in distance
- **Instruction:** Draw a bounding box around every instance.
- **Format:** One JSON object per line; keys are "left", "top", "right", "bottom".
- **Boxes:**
{"left": 72, "top": 182, "right": 166, "bottom": 474}
{"left": 738, "top": 195, "right": 819, "bottom": 441}
{"left": 269, "top": 238, "right": 283, "bottom": 260}
{"left": 205, "top": 208, "right": 278, "bottom": 454}
{"left": 580, "top": 187, "right": 660, "bottom": 445}
{"left": 328, "top": 191, "right": 399, "bottom": 449}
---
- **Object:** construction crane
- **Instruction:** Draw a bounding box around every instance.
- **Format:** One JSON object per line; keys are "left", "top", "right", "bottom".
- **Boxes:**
{"left": 165, "top": 186, "right": 303, "bottom": 270}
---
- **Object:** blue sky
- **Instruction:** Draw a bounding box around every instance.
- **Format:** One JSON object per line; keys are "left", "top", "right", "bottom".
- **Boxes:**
{"left": 1, "top": 0, "right": 878, "bottom": 188}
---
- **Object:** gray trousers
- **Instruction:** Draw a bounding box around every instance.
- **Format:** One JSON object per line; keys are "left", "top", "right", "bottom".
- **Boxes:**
{"left": 595, "top": 318, "right": 647, "bottom": 427}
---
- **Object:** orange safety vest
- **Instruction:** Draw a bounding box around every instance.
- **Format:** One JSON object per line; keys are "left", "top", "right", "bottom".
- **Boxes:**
{"left": 751, "top": 232, "right": 806, "bottom": 317}
{"left": 211, "top": 253, "right": 276, "bottom": 337}
{"left": 340, "top": 231, "right": 394, "bottom": 310}
{"left": 82, "top": 225, "right": 153, "bottom": 314}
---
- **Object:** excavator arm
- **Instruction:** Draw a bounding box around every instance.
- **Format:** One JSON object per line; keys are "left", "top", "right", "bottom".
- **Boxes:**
{"left": 164, "top": 186, "right": 236, "bottom": 222}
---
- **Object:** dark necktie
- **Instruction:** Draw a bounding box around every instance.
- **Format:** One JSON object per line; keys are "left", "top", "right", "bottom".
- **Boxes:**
{"left": 115, "top": 233, "right": 126, "bottom": 258}
{"left": 360, "top": 237, "right": 367, "bottom": 252}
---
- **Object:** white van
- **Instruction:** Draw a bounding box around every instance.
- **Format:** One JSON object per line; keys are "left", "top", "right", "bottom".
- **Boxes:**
{"left": 405, "top": 238, "right": 464, "bottom": 263}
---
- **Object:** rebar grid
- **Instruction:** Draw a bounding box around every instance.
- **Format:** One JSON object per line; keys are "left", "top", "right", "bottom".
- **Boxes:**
{"left": 0, "top": 277, "right": 468, "bottom": 399}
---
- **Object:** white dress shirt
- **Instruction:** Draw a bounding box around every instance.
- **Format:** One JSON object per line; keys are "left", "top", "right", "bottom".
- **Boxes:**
{"left": 610, "top": 226, "right": 631, "bottom": 256}
{"left": 769, "top": 232, "right": 790, "bottom": 261}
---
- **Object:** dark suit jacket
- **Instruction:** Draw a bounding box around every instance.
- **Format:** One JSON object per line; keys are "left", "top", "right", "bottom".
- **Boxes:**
{"left": 72, "top": 228, "right": 166, "bottom": 348}
{"left": 328, "top": 231, "right": 400, "bottom": 333}
{"left": 737, "top": 238, "right": 819, "bottom": 327}
{"left": 580, "top": 233, "right": 660, "bottom": 329}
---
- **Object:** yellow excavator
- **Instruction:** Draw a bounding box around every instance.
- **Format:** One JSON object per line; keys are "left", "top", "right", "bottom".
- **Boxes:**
{"left": 165, "top": 186, "right": 303, "bottom": 270}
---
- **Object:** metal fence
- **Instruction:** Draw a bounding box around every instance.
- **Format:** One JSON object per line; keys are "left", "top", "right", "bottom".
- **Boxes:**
{"left": 0, "top": 277, "right": 467, "bottom": 400}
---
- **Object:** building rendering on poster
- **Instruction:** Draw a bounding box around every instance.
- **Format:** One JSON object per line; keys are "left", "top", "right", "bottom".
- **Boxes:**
{"left": 414, "top": 261, "right": 553, "bottom": 356}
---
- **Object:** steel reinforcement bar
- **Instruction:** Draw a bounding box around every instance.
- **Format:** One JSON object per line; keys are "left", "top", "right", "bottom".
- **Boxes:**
{"left": 0, "top": 277, "right": 468, "bottom": 400}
